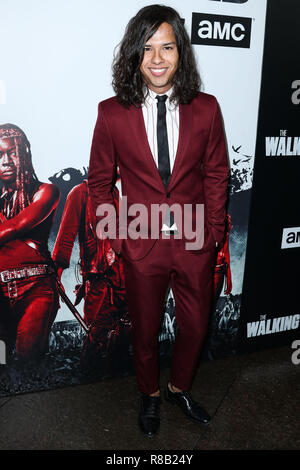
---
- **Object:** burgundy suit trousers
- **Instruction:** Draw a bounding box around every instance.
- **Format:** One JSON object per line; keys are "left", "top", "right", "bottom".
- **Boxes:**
{"left": 122, "top": 236, "right": 216, "bottom": 395}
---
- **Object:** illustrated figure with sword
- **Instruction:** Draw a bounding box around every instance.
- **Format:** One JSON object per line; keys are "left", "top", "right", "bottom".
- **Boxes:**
{"left": 0, "top": 123, "right": 60, "bottom": 365}
{"left": 52, "top": 179, "right": 129, "bottom": 371}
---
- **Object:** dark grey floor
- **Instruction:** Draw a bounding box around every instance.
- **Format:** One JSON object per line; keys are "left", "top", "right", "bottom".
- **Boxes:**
{"left": 0, "top": 345, "right": 298, "bottom": 450}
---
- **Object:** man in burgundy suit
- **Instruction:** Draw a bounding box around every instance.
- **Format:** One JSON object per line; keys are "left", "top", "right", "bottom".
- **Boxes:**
{"left": 88, "top": 5, "right": 229, "bottom": 437}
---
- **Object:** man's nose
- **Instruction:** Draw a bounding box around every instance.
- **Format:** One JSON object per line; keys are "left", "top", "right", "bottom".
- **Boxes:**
{"left": 151, "top": 49, "right": 163, "bottom": 64}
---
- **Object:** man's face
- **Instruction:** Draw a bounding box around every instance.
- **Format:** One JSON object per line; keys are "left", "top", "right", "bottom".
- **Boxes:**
{"left": 140, "top": 22, "right": 179, "bottom": 94}
{"left": 0, "top": 137, "right": 18, "bottom": 184}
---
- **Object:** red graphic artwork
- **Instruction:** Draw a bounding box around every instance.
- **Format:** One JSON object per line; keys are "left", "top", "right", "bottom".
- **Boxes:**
{"left": 0, "top": 124, "right": 60, "bottom": 363}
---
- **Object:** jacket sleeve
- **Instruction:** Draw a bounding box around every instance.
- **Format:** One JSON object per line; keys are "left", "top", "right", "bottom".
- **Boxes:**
{"left": 202, "top": 98, "right": 229, "bottom": 244}
{"left": 88, "top": 102, "right": 121, "bottom": 253}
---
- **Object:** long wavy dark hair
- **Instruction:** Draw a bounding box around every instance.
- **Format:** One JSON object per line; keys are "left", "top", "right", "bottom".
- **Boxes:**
{"left": 112, "top": 4, "right": 201, "bottom": 107}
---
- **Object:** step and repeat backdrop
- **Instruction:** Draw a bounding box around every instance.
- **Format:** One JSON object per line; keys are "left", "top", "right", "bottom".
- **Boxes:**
{"left": 239, "top": 0, "right": 300, "bottom": 352}
{"left": 0, "top": 0, "right": 298, "bottom": 396}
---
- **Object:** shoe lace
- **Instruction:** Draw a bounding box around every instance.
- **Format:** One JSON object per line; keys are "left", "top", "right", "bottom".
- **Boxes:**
{"left": 144, "top": 397, "right": 160, "bottom": 418}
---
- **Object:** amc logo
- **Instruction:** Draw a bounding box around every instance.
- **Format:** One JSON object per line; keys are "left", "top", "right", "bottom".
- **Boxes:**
{"left": 281, "top": 227, "right": 300, "bottom": 249}
{"left": 191, "top": 12, "right": 252, "bottom": 48}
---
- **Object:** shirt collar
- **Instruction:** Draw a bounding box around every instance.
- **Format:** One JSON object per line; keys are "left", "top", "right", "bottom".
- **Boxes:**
{"left": 144, "top": 86, "right": 177, "bottom": 110}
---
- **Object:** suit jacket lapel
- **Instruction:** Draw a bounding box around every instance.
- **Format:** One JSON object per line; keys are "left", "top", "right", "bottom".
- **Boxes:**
{"left": 126, "top": 105, "right": 165, "bottom": 192}
{"left": 126, "top": 101, "right": 193, "bottom": 193}
{"left": 168, "top": 102, "right": 193, "bottom": 191}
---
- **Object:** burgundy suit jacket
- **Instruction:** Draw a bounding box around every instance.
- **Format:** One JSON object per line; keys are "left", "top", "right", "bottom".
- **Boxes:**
{"left": 88, "top": 92, "right": 229, "bottom": 261}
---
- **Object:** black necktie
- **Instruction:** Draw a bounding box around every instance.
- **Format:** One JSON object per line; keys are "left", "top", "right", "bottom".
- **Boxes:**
{"left": 156, "top": 94, "right": 174, "bottom": 230}
{"left": 156, "top": 95, "right": 171, "bottom": 188}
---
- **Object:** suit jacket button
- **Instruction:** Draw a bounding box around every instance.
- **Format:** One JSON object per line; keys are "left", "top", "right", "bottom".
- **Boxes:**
{"left": 166, "top": 192, "right": 171, "bottom": 198}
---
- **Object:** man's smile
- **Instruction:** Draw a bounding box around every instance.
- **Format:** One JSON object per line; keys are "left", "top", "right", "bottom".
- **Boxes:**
{"left": 148, "top": 68, "right": 168, "bottom": 77}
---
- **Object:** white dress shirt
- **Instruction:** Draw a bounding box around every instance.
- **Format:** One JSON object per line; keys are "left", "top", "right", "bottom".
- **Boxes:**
{"left": 142, "top": 87, "right": 179, "bottom": 231}
{"left": 141, "top": 87, "right": 179, "bottom": 173}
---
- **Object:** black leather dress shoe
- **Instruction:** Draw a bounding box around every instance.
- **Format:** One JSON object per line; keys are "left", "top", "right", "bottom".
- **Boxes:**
{"left": 138, "top": 394, "right": 160, "bottom": 437}
{"left": 164, "top": 385, "right": 211, "bottom": 424}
